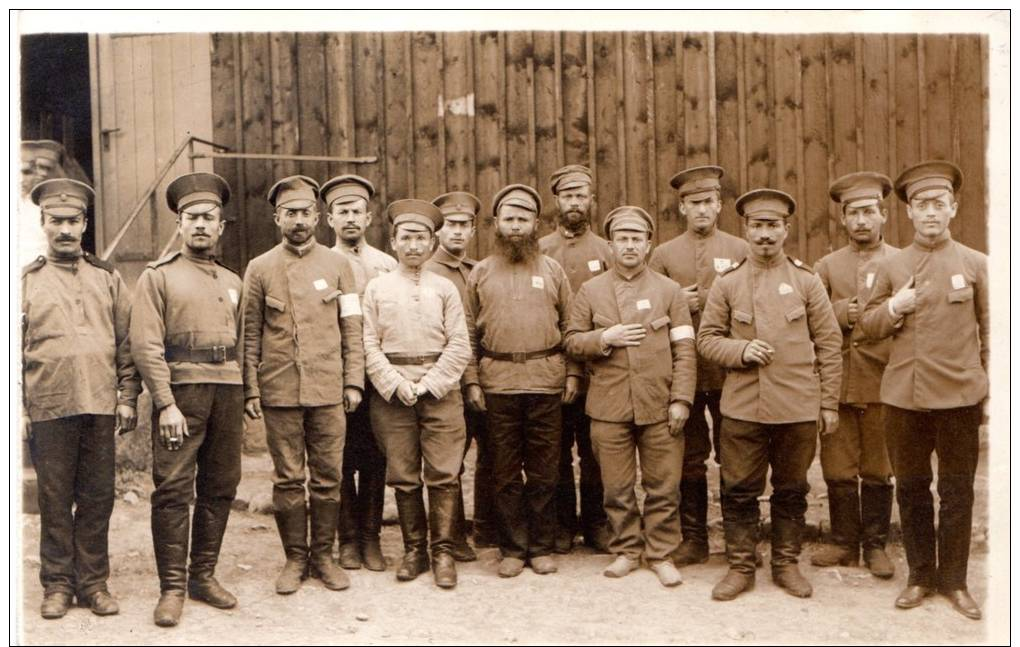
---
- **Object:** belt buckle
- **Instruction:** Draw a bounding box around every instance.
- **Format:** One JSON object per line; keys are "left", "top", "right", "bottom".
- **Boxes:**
{"left": 211, "top": 345, "right": 227, "bottom": 363}
{"left": 511, "top": 351, "right": 527, "bottom": 364}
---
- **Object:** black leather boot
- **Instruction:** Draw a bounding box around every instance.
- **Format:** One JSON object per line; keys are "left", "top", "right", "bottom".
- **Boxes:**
{"left": 152, "top": 505, "right": 189, "bottom": 627}
{"left": 310, "top": 499, "right": 349, "bottom": 590}
{"left": 394, "top": 489, "right": 430, "bottom": 582}
{"left": 337, "top": 474, "right": 362, "bottom": 569}
{"left": 712, "top": 521, "right": 756, "bottom": 601}
{"left": 771, "top": 517, "right": 812, "bottom": 598}
{"left": 811, "top": 481, "right": 861, "bottom": 567}
{"left": 359, "top": 464, "right": 388, "bottom": 571}
{"left": 187, "top": 498, "right": 237, "bottom": 609}
{"left": 273, "top": 505, "right": 309, "bottom": 595}
{"left": 429, "top": 486, "right": 459, "bottom": 588}
{"left": 673, "top": 476, "right": 710, "bottom": 565}
{"left": 861, "top": 482, "right": 895, "bottom": 578}
{"left": 449, "top": 478, "right": 477, "bottom": 562}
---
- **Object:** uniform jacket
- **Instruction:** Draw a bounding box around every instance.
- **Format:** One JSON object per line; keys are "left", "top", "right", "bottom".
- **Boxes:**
{"left": 331, "top": 242, "right": 397, "bottom": 295}
{"left": 814, "top": 239, "right": 897, "bottom": 405}
{"left": 424, "top": 245, "right": 479, "bottom": 386}
{"left": 242, "top": 240, "right": 365, "bottom": 407}
{"left": 131, "top": 250, "right": 244, "bottom": 410}
{"left": 648, "top": 227, "right": 749, "bottom": 392}
{"left": 859, "top": 232, "right": 988, "bottom": 411}
{"left": 697, "top": 253, "right": 843, "bottom": 424}
{"left": 564, "top": 265, "right": 697, "bottom": 425}
{"left": 538, "top": 226, "right": 614, "bottom": 293}
{"left": 465, "top": 253, "right": 582, "bottom": 394}
{"left": 21, "top": 253, "right": 141, "bottom": 422}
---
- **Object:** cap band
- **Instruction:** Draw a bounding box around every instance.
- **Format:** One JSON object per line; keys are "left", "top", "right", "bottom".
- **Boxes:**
{"left": 608, "top": 214, "right": 651, "bottom": 234}
{"left": 177, "top": 191, "right": 222, "bottom": 212}
{"left": 553, "top": 171, "right": 592, "bottom": 193}
{"left": 906, "top": 177, "right": 954, "bottom": 201}
{"left": 498, "top": 190, "right": 539, "bottom": 213}
{"left": 325, "top": 185, "right": 371, "bottom": 206}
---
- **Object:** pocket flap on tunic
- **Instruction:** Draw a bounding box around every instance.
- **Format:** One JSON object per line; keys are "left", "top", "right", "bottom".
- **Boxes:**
{"left": 785, "top": 305, "right": 806, "bottom": 322}
{"left": 265, "top": 295, "right": 287, "bottom": 312}
{"left": 593, "top": 313, "right": 615, "bottom": 328}
{"left": 948, "top": 286, "right": 974, "bottom": 303}
{"left": 649, "top": 316, "right": 670, "bottom": 330}
{"left": 734, "top": 309, "right": 753, "bottom": 324}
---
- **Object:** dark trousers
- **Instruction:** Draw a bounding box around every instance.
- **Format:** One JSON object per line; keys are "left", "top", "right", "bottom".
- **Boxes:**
{"left": 682, "top": 390, "right": 723, "bottom": 479}
{"left": 264, "top": 404, "right": 346, "bottom": 511}
{"left": 556, "top": 397, "right": 607, "bottom": 537}
{"left": 720, "top": 417, "right": 817, "bottom": 527}
{"left": 820, "top": 403, "right": 891, "bottom": 485}
{"left": 886, "top": 404, "right": 981, "bottom": 590}
{"left": 465, "top": 406, "right": 495, "bottom": 532}
{"left": 487, "top": 393, "right": 562, "bottom": 559}
{"left": 339, "top": 388, "right": 387, "bottom": 543}
{"left": 29, "top": 414, "right": 115, "bottom": 597}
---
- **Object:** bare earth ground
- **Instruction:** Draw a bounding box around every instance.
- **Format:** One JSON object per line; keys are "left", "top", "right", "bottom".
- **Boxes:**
{"left": 19, "top": 448, "right": 990, "bottom": 645}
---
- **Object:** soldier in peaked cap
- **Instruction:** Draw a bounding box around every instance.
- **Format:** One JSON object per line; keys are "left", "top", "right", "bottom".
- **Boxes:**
{"left": 424, "top": 191, "right": 495, "bottom": 559}
{"left": 22, "top": 178, "right": 140, "bottom": 620}
{"left": 242, "top": 175, "right": 365, "bottom": 596}
{"left": 464, "top": 183, "right": 583, "bottom": 578}
{"left": 539, "top": 165, "right": 613, "bottom": 555}
{"left": 698, "top": 188, "right": 842, "bottom": 601}
{"left": 565, "top": 206, "right": 696, "bottom": 587}
{"left": 809, "top": 172, "right": 899, "bottom": 580}
{"left": 130, "top": 172, "right": 244, "bottom": 627}
{"left": 20, "top": 140, "right": 68, "bottom": 266}
{"left": 648, "top": 164, "right": 749, "bottom": 567}
{"left": 361, "top": 199, "right": 471, "bottom": 588}
{"left": 859, "top": 161, "right": 987, "bottom": 620}
{"left": 321, "top": 174, "right": 396, "bottom": 572}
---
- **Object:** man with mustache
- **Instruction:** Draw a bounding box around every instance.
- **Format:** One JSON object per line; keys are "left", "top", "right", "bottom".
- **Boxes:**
{"left": 564, "top": 206, "right": 696, "bottom": 587}
{"left": 465, "top": 184, "right": 582, "bottom": 577}
{"left": 22, "top": 178, "right": 140, "bottom": 620}
{"left": 859, "top": 161, "right": 988, "bottom": 620}
{"left": 538, "top": 164, "right": 613, "bottom": 554}
{"left": 362, "top": 200, "right": 472, "bottom": 588}
{"left": 323, "top": 174, "right": 396, "bottom": 572}
{"left": 648, "top": 165, "right": 749, "bottom": 567}
{"left": 424, "top": 191, "right": 495, "bottom": 556}
{"left": 131, "top": 173, "right": 244, "bottom": 627}
{"left": 810, "top": 172, "right": 898, "bottom": 579}
{"left": 242, "top": 175, "right": 365, "bottom": 595}
{"left": 698, "top": 189, "right": 842, "bottom": 601}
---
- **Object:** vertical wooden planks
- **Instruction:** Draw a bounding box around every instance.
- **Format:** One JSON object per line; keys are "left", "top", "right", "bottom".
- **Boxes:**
{"left": 921, "top": 35, "right": 953, "bottom": 162}
{"left": 772, "top": 36, "right": 803, "bottom": 258}
{"left": 296, "top": 33, "right": 331, "bottom": 243}
{"left": 533, "top": 31, "right": 560, "bottom": 231}
{"left": 560, "top": 32, "right": 590, "bottom": 168}
{"left": 743, "top": 33, "right": 771, "bottom": 190}
{"left": 827, "top": 33, "right": 857, "bottom": 250}
{"left": 442, "top": 32, "right": 475, "bottom": 194}
{"left": 151, "top": 35, "right": 178, "bottom": 252}
{"left": 109, "top": 35, "right": 137, "bottom": 256}
{"left": 240, "top": 33, "right": 277, "bottom": 258}
{"left": 592, "top": 31, "right": 622, "bottom": 227}
{"left": 382, "top": 33, "right": 413, "bottom": 205}
{"left": 859, "top": 34, "right": 896, "bottom": 247}
{"left": 472, "top": 31, "right": 503, "bottom": 259}
{"left": 622, "top": 32, "right": 651, "bottom": 218}
{"left": 209, "top": 32, "right": 243, "bottom": 270}
{"left": 953, "top": 34, "right": 987, "bottom": 252}
{"left": 324, "top": 32, "right": 356, "bottom": 178}
{"left": 411, "top": 31, "right": 444, "bottom": 201}
{"left": 800, "top": 35, "right": 832, "bottom": 261}
{"left": 269, "top": 33, "right": 300, "bottom": 179}
{"left": 504, "top": 32, "right": 534, "bottom": 188}
{"left": 682, "top": 32, "right": 712, "bottom": 169}
{"left": 652, "top": 32, "right": 681, "bottom": 242}
{"left": 131, "top": 36, "right": 157, "bottom": 257}
{"left": 351, "top": 32, "right": 388, "bottom": 251}
{"left": 892, "top": 35, "right": 921, "bottom": 247}
{"left": 713, "top": 32, "right": 742, "bottom": 237}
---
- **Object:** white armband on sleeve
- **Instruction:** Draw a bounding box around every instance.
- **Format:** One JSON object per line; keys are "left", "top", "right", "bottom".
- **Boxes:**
{"left": 340, "top": 293, "right": 362, "bottom": 318}
{"left": 669, "top": 324, "right": 695, "bottom": 342}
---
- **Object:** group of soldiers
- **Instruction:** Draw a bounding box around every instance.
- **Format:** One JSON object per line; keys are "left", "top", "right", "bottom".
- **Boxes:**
{"left": 21, "top": 134, "right": 988, "bottom": 629}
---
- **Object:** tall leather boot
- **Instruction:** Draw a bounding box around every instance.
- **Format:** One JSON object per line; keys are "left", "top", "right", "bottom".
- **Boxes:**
{"left": 152, "top": 505, "right": 189, "bottom": 627}
{"left": 310, "top": 499, "right": 349, "bottom": 590}
{"left": 811, "top": 482, "right": 861, "bottom": 567}
{"left": 337, "top": 474, "right": 362, "bottom": 569}
{"left": 450, "top": 478, "right": 477, "bottom": 562}
{"left": 861, "top": 482, "right": 895, "bottom": 579}
{"left": 358, "top": 465, "right": 387, "bottom": 571}
{"left": 273, "top": 505, "right": 309, "bottom": 595}
{"left": 672, "top": 476, "right": 710, "bottom": 565}
{"left": 712, "top": 520, "right": 756, "bottom": 601}
{"left": 394, "top": 489, "right": 430, "bottom": 581}
{"left": 187, "top": 498, "right": 237, "bottom": 609}
{"left": 429, "top": 486, "right": 459, "bottom": 589}
{"left": 771, "top": 517, "right": 812, "bottom": 598}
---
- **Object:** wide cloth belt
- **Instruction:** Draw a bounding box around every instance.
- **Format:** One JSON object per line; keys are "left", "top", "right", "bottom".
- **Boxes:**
{"left": 165, "top": 345, "right": 237, "bottom": 364}
{"left": 480, "top": 346, "right": 561, "bottom": 363}
{"left": 385, "top": 352, "right": 442, "bottom": 365}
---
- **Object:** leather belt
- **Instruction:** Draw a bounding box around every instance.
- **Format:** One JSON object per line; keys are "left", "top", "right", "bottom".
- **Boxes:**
{"left": 165, "top": 345, "right": 236, "bottom": 364}
{"left": 385, "top": 353, "right": 442, "bottom": 365}
{"left": 480, "top": 346, "right": 561, "bottom": 364}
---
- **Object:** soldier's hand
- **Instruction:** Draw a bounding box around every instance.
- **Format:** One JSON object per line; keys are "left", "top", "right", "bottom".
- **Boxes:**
{"left": 601, "top": 323, "right": 647, "bottom": 348}
{"left": 244, "top": 397, "right": 263, "bottom": 420}
{"left": 682, "top": 284, "right": 700, "bottom": 313}
{"left": 466, "top": 384, "right": 487, "bottom": 412}
{"left": 158, "top": 404, "right": 189, "bottom": 451}
{"left": 396, "top": 381, "right": 418, "bottom": 407}
{"left": 562, "top": 376, "right": 581, "bottom": 404}
{"left": 343, "top": 387, "right": 363, "bottom": 413}
{"left": 818, "top": 408, "right": 839, "bottom": 436}
{"left": 115, "top": 404, "right": 137, "bottom": 435}
{"left": 741, "top": 339, "right": 775, "bottom": 366}
{"left": 889, "top": 276, "right": 916, "bottom": 316}
{"left": 668, "top": 402, "right": 690, "bottom": 436}
{"left": 846, "top": 298, "right": 860, "bottom": 325}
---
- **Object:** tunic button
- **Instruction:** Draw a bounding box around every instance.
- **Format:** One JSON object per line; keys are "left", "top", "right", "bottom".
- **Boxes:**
{"left": 852, "top": 341, "right": 859, "bottom": 347}
{"left": 218, "top": 297, "right": 224, "bottom": 302}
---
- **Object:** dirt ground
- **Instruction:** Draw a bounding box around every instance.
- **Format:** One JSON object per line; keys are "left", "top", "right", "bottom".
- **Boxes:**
{"left": 18, "top": 448, "right": 993, "bottom": 645}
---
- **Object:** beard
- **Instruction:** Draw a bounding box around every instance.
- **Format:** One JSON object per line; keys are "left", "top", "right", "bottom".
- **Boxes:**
{"left": 558, "top": 208, "right": 590, "bottom": 234}
{"left": 494, "top": 228, "right": 540, "bottom": 264}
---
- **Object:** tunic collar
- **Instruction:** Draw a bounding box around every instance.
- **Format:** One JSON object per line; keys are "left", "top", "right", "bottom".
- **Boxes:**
{"left": 282, "top": 238, "right": 317, "bottom": 257}
{"left": 748, "top": 251, "right": 786, "bottom": 269}
{"left": 430, "top": 244, "right": 477, "bottom": 270}
{"left": 612, "top": 263, "right": 647, "bottom": 282}
{"left": 912, "top": 229, "right": 952, "bottom": 251}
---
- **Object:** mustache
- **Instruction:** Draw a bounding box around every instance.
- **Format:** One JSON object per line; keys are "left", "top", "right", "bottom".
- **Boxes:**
{"left": 494, "top": 228, "right": 539, "bottom": 263}
{"left": 55, "top": 235, "right": 78, "bottom": 242}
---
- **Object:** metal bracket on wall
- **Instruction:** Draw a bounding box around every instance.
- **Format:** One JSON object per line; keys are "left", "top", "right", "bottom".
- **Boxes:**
{"left": 190, "top": 152, "right": 378, "bottom": 164}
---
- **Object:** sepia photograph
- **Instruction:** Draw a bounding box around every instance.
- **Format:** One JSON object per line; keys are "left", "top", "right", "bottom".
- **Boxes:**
{"left": 11, "top": 9, "right": 1009, "bottom": 645}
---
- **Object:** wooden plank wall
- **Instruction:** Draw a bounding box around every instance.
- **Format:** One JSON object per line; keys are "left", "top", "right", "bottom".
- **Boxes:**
{"left": 210, "top": 31, "right": 989, "bottom": 272}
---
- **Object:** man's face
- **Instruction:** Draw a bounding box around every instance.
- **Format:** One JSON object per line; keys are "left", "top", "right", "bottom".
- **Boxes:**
{"left": 178, "top": 205, "right": 225, "bottom": 254}
{"left": 42, "top": 211, "right": 86, "bottom": 257}
{"left": 680, "top": 192, "right": 722, "bottom": 235}
{"left": 744, "top": 216, "right": 789, "bottom": 259}
{"left": 610, "top": 229, "right": 651, "bottom": 270}
{"left": 906, "top": 190, "right": 957, "bottom": 239}
{"left": 391, "top": 225, "right": 433, "bottom": 269}
{"left": 327, "top": 198, "right": 372, "bottom": 245}
{"left": 555, "top": 185, "right": 593, "bottom": 229}
{"left": 437, "top": 216, "right": 475, "bottom": 256}
{"left": 275, "top": 204, "right": 319, "bottom": 245}
{"left": 496, "top": 205, "right": 537, "bottom": 239}
{"left": 841, "top": 202, "right": 887, "bottom": 245}
{"left": 21, "top": 156, "right": 60, "bottom": 196}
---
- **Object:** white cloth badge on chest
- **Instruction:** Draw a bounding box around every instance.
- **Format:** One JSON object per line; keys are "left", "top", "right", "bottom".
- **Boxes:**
{"left": 228, "top": 288, "right": 239, "bottom": 305}
{"left": 778, "top": 282, "right": 793, "bottom": 295}
{"left": 951, "top": 274, "right": 966, "bottom": 290}
{"left": 532, "top": 276, "right": 544, "bottom": 289}
{"left": 340, "top": 294, "right": 362, "bottom": 318}
{"left": 670, "top": 324, "right": 694, "bottom": 342}
{"left": 313, "top": 278, "right": 329, "bottom": 291}
{"left": 714, "top": 258, "right": 731, "bottom": 273}
{"left": 588, "top": 259, "right": 602, "bottom": 273}
{"left": 636, "top": 299, "right": 651, "bottom": 310}
{"left": 866, "top": 272, "right": 875, "bottom": 289}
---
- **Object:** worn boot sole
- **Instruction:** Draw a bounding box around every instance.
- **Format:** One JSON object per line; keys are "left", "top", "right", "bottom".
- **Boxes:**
{"left": 396, "top": 556, "right": 430, "bottom": 582}
{"left": 311, "top": 563, "right": 351, "bottom": 591}
{"left": 153, "top": 593, "right": 185, "bottom": 627}
{"left": 773, "top": 571, "right": 813, "bottom": 598}
{"left": 275, "top": 562, "right": 309, "bottom": 595}
{"left": 712, "top": 573, "right": 755, "bottom": 601}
